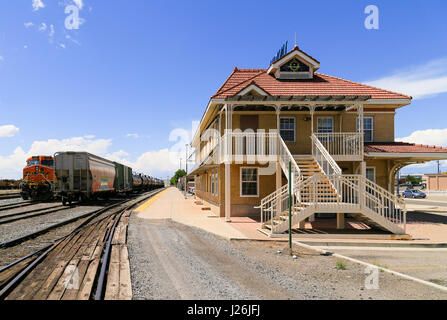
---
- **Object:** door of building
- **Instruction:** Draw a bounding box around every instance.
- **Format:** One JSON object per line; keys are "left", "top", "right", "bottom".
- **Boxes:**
{"left": 240, "top": 115, "right": 259, "bottom": 155}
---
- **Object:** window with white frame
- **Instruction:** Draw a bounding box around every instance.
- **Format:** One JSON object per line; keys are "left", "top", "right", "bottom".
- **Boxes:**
{"left": 317, "top": 117, "right": 333, "bottom": 141}
{"left": 366, "top": 167, "right": 376, "bottom": 183}
{"left": 280, "top": 117, "right": 295, "bottom": 142}
{"left": 240, "top": 168, "right": 258, "bottom": 197}
{"left": 317, "top": 117, "right": 334, "bottom": 133}
{"left": 357, "top": 117, "right": 374, "bottom": 142}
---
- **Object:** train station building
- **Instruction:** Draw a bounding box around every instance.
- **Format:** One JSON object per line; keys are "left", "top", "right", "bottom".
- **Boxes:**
{"left": 188, "top": 45, "right": 447, "bottom": 237}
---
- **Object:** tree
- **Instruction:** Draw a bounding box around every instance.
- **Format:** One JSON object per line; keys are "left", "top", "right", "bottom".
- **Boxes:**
{"left": 170, "top": 169, "right": 186, "bottom": 186}
{"left": 406, "top": 175, "right": 421, "bottom": 186}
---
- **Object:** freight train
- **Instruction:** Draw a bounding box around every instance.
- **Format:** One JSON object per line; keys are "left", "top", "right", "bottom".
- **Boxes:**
{"left": 0, "top": 179, "right": 21, "bottom": 190}
{"left": 19, "top": 152, "right": 164, "bottom": 203}
{"left": 54, "top": 152, "right": 164, "bottom": 205}
{"left": 20, "top": 156, "right": 57, "bottom": 201}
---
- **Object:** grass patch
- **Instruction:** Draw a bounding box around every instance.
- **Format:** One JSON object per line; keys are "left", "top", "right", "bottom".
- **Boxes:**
{"left": 429, "top": 279, "right": 446, "bottom": 286}
{"left": 373, "top": 262, "right": 388, "bottom": 272}
{"left": 336, "top": 261, "right": 347, "bottom": 270}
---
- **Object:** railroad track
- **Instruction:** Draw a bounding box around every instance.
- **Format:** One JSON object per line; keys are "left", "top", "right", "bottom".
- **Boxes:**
{"left": 0, "top": 188, "right": 164, "bottom": 300}
{"left": 0, "top": 204, "right": 71, "bottom": 225}
{"left": 0, "top": 201, "right": 36, "bottom": 212}
{"left": 0, "top": 193, "right": 21, "bottom": 201}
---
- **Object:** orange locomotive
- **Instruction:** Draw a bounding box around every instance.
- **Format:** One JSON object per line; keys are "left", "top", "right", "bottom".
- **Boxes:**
{"left": 20, "top": 156, "right": 56, "bottom": 201}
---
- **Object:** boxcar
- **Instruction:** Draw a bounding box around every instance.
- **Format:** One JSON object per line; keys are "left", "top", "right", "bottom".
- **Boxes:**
{"left": 54, "top": 152, "right": 116, "bottom": 205}
{"left": 113, "top": 162, "right": 133, "bottom": 194}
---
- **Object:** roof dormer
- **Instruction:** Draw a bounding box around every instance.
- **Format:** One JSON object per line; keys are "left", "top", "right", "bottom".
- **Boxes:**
{"left": 267, "top": 45, "right": 320, "bottom": 80}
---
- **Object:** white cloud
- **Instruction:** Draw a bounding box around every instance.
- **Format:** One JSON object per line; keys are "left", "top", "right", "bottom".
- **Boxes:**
{"left": 133, "top": 149, "right": 182, "bottom": 177}
{"left": 0, "top": 136, "right": 112, "bottom": 178}
{"left": 364, "top": 58, "right": 447, "bottom": 100}
{"left": 398, "top": 128, "right": 447, "bottom": 174}
{"left": 24, "top": 22, "right": 34, "bottom": 28}
{"left": 38, "top": 23, "right": 47, "bottom": 32}
{"left": 73, "top": 0, "right": 83, "bottom": 9}
{"left": 126, "top": 133, "right": 140, "bottom": 139}
{"left": 60, "top": 43, "right": 66, "bottom": 49}
{"left": 32, "top": 0, "right": 45, "bottom": 11}
{"left": 0, "top": 125, "right": 19, "bottom": 138}
{"left": 397, "top": 128, "right": 447, "bottom": 147}
{"left": 49, "top": 24, "right": 55, "bottom": 38}
{"left": 0, "top": 56, "right": 4, "bottom": 62}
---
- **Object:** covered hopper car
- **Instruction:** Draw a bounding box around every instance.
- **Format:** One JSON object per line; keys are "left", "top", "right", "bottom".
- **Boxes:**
{"left": 54, "top": 152, "right": 116, "bottom": 205}
{"left": 54, "top": 152, "right": 164, "bottom": 205}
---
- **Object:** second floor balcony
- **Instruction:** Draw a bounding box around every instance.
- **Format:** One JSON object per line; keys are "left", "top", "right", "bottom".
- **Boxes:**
{"left": 196, "top": 130, "right": 363, "bottom": 165}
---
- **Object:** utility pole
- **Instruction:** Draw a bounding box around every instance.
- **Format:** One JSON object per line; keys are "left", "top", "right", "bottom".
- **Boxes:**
{"left": 185, "top": 144, "right": 189, "bottom": 175}
{"left": 438, "top": 160, "right": 441, "bottom": 174}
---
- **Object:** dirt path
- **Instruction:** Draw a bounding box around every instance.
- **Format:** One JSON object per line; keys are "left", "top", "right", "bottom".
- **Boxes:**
{"left": 128, "top": 218, "right": 447, "bottom": 300}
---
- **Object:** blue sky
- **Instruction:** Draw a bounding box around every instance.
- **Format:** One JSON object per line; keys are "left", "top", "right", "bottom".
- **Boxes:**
{"left": 1, "top": 0, "right": 447, "bottom": 178}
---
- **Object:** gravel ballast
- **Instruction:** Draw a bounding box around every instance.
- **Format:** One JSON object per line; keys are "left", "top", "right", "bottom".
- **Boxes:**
{"left": 0, "top": 205, "right": 103, "bottom": 244}
{"left": 128, "top": 218, "right": 447, "bottom": 300}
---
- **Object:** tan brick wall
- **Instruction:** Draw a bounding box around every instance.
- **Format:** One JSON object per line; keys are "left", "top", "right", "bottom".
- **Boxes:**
{"left": 426, "top": 175, "right": 447, "bottom": 191}
{"left": 365, "top": 159, "right": 390, "bottom": 190}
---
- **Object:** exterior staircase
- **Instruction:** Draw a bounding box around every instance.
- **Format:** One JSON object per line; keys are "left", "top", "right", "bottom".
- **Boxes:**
{"left": 295, "top": 157, "right": 338, "bottom": 203}
{"left": 259, "top": 134, "right": 407, "bottom": 236}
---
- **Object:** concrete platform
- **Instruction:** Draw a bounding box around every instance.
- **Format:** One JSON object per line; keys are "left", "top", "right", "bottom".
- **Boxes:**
{"left": 134, "top": 187, "right": 266, "bottom": 240}
{"left": 133, "top": 187, "right": 447, "bottom": 247}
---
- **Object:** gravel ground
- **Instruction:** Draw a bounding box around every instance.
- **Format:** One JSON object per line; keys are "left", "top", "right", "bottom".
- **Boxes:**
{"left": 0, "top": 202, "right": 60, "bottom": 217}
{"left": 128, "top": 218, "right": 447, "bottom": 300}
{"left": 0, "top": 204, "right": 103, "bottom": 243}
{"left": 0, "top": 198, "right": 27, "bottom": 206}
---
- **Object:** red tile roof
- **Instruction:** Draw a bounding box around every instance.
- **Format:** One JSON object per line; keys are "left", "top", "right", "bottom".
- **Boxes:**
{"left": 365, "top": 142, "right": 447, "bottom": 154}
{"left": 212, "top": 69, "right": 412, "bottom": 100}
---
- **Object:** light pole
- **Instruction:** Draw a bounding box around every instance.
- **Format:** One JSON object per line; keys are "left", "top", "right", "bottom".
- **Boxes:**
{"left": 185, "top": 144, "right": 189, "bottom": 175}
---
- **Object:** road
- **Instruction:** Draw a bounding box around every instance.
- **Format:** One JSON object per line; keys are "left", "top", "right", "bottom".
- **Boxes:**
{"left": 127, "top": 217, "right": 447, "bottom": 300}
{"left": 317, "top": 246, "right": 447, "bottom": 288}
{"left": 405, "top": 198, "right": 447, "bottom": 208}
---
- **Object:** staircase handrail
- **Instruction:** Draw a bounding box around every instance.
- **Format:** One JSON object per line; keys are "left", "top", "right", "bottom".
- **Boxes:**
{"left": 311, "top": 134, "right": 342, "bottom": 176}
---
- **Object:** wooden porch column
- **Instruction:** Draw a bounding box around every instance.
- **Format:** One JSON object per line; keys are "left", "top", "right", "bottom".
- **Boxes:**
{"left": 309, "top": 105, "right": 316, "bottom": 222}
{"left": 337, "top": 213, "right": 345, "bottom": 229}
{"left": 224, "top": 104, "right": 233, "bottom": 222}
{"left": 309, "top": 106, "right": 315, "bottom": 135}
{"left": 358, "top": 103, "right": 364, "bottom": 158}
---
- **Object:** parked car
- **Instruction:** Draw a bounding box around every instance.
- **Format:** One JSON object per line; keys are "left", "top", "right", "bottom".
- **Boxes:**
{"left": 188, "top": 186, "right": 195, "bottom": 194}
{"left": 402, "top": 189, "right": 427, "bottom": 199}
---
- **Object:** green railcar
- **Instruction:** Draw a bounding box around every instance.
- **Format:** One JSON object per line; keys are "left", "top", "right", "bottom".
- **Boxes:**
{"left": 113, "top": 162, "right": 133, "bottom": 193}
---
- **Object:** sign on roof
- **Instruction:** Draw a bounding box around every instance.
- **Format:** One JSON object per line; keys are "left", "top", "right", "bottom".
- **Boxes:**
{"left": 270, "top": 41, "right": 288, "bottom": 65}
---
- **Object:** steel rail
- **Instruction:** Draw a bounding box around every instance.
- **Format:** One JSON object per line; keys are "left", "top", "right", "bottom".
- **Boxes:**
{"left": 0, "top": 193, "right": 21, "bottom": 200}
{"left": 0, "top": 205, "right": 70, "bottom": 225}
{"left": 0, "top": 188, "right": 164, "bottom": 300}
{"left": 94, "top": 188, "right": 165, "bottom": 300}
{"left": 0, "top": 201, "right": 36, "bottom": 212}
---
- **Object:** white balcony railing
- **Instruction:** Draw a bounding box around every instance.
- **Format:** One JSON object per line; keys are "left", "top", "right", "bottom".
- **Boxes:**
{"left": 314, "top": 132, "right": 363, "bottom": 159}
{"left": 220, "top": 131, "right": 279, "bottom": 163}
